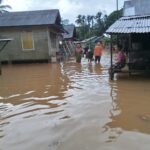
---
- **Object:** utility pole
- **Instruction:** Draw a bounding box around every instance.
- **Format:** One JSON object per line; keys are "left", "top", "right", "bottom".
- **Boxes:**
{"left": 116, "top": 0, "right": 119, "bottom": 45}
{"left": 116, "top": 0, "right": 119, "bottom": 19}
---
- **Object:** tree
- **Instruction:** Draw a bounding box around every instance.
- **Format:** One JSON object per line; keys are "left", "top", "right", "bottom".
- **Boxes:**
{"left": 75, "top": 15, "right": 88, "bottom": 40}
{"left": 95, "top": 12, "right": 102, "bottom": 25}
{"left": 87, "top": 15, "right": 91, "bottom": 26}
{"left": 87, "top": 15, "right": 92, "bottom": 36}
{"left": 90, "top": 16, "right": 94, "bottom": 30}
{"left": 75, "top": 15, "right": 82, "bottom": 26}
{"left": 105, "top": 9, "right": 123, "bottom": 29}
{"left": 75, "top": 9, "right": 123, "bottom": 40}
{"left": 0, "top": 0, "right": 11, "bottom": 13}
{"left": 94, "top": 11, "right": 105, "bottom": 36}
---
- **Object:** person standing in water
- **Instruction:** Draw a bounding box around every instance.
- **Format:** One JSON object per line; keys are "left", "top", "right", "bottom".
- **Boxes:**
{"left": 87, "top": 48, "right": 93, "bottom": 63}
{"left": 75, "top": 43, "right": 82, "bottom": 63}
{"left": 94, "top": 41, "right": 103, "bottom": 63}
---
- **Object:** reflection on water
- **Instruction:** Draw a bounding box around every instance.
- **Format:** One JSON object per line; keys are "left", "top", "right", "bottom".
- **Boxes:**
{"left": 0, "top": 51, "right": 150, "bottom": 150}
{"left": 106, "top": 77, "right": 150, "bottom": 139}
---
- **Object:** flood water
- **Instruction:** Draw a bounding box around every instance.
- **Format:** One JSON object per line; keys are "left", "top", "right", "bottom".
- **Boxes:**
{"left": 0, "top": 51, "right": 150, "bottom": 150}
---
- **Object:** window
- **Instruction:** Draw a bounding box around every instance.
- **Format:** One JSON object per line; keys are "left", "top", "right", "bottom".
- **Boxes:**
{"left": 50, "top": 32, "right": 57, "bottom": 49}
{"left": 21, "top": 31, "right": 34, "bottom": 50}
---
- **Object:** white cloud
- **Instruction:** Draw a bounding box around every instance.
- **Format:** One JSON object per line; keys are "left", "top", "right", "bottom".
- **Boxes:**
{"left": 4, "top": 0, "right": 30, "bottom": 11}
{"left": 58, "top": 0, "right": 84, "bottom": 22}
{"left": 4, "top": 0, "right": 125, "bottom": 24}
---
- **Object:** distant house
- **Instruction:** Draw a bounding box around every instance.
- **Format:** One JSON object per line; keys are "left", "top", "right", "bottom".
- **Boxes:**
{"left": 106, "top": 0, "right": 150, "bottom": 79}
{"left": 62, "top": 24, "right": 76, "bottom": 41}
{"left": 0, "top": 9, "right": 65, "bottom": 63}
{"left": 59, "top": 24, "right": 76, "bottom": 56}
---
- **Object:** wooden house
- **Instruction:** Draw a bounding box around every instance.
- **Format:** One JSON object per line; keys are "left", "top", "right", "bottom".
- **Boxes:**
{"left": 0, "top": 9, "right": 65, "bottom": 63}
{"left": 106, "top": 0, "right": 150, "bottom": 79}
{"left": 60, "top": 24, "right": 76, "bottom": 57}
{"left": 62, "top": 24, "right": 76, "bottom": 41}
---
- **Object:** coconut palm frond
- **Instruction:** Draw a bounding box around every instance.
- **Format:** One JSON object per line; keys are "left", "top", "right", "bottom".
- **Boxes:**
{"left": 0, "top": 4, "right": 11, "bottom": 13}
{"left": 0, "top": 5, "right": 11, "bottom": 9}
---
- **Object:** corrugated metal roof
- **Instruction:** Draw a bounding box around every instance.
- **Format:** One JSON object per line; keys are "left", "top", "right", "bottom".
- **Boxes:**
{"left": 0, "top": 38, "right": 12, "bottom": 41}
{"left": 0, "top": 9, "right": 61, "bottom": 27}
{"left": 81, "top": 36, "right": 97, "bottom": 43}
{"left": 62, "top": 25, "right": 75, "bottom": 39}
{"left": 81, "top": 36, "right": 102, "bottom": 43}
{"left": 106, "top": 15, "right": 150, "bottom": 34}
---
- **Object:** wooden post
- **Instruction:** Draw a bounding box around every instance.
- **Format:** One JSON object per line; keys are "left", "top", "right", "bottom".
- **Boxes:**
{"left": 128, "top": 34, "right": 132, "bottom": 75}
{"left": 110, "top": 34, "right": 114, "bottom": 80}
{"left": 0, "top": 40, "right": 12, "bottom": 74}
{"left": 116, "top": 0, "right": 119, "bottom": 45}
{"left": 0, "top": 61, "right": 1, "bottom": 75}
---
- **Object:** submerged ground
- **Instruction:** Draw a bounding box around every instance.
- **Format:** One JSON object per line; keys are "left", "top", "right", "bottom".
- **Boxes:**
{"left": 0, "top": 51, "right": 150, "bottom": 150}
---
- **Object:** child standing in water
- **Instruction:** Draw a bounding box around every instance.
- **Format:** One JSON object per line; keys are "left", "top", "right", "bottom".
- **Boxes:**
{"left": 87, "top": 48, "right": 93, "bottom": 63}
{"left": 75, "top": 43, "right": 82, "bottom": 63}
{"left": 94, "top": 41, "right": 103, "bottom": 63}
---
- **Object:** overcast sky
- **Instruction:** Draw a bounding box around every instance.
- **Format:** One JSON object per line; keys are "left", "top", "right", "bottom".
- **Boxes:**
{"left": 4, "top": 0, "right": 125, "bottom": 23}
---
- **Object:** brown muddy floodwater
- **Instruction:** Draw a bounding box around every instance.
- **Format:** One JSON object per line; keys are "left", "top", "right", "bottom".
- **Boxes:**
{"left": 0, "top": 51, "right": 150, "bottom": 150}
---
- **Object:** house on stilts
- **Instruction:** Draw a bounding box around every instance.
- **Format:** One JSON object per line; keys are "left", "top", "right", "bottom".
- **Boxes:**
{"left": 0, "top": 9, "right": 66, "bottom": 63}
{"left": 62, "top": 24, "right": 76, "bottom": 56}
{"left": 106, "top": 0, "right": 150, "bottom": 79}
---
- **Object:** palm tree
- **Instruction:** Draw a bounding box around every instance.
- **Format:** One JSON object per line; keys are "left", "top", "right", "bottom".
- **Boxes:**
{"left": 81, "top": 15, "right": 86, "bottom": 39}
{"left": 95, "top": 11, "right": 106, "bottom": 36}
{"left": 81, "top": 15, "right": 86, "bottom": 26}
{"left": 90, "top": 15, "right": 95, "bottom": 36}
{"left": 87, "top": 15, "right": 91, "bottom": 27}
{"left": 75, "top": 15, "right": 82, "bottom": 26}
{"left": 0, "top": 0, "right": 11, "bottom": 13}
{"left": 95, "top": 12, "right": 102, "bottom": 25}
{"left": 75, "top": 15, "right": 86, "bottom": 40}
{"left": 87, "top": 15, "right": 93, "bottom": 38}
{"left": 90, "top": 16, "right": 94, "bottom": 27}
{"left": 103, "top": 14, "right": 108, "bottom": 29}
{"left": 76, "top": 15, "right": 87, "bottom": 27}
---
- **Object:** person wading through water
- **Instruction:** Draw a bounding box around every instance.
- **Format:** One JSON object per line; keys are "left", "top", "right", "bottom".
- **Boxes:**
{"left": 94, "top": 41, "right": 103, "bottom": 63}
{"left": 75, "top": 43, "right": 82, "bottom": 63}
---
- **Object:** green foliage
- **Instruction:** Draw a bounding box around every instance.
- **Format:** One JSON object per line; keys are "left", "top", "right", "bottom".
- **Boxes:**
{"left": 105, "top": 9, "right": 123, "bottom": 29}
{"left": 75, "top": 9, "right": 123, "bottom": 41}
{"left": 0, "top": 0, "right": 11, "bottom": 13}
{"left": 101, "top": 36, "right": 110, "bottom": 46}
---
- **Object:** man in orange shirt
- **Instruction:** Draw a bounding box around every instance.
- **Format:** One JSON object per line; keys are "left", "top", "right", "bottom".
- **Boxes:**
{"left": 94, "top": 41, "right": 103, "bottom": 63}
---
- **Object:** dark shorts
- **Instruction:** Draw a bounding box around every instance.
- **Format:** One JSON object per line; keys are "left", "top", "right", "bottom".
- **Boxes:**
{"left": 112, "top": 61, "right": 126, "bottom": 72}
{"left": 95, "top": 56, "right": 101, "bottom": 62}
